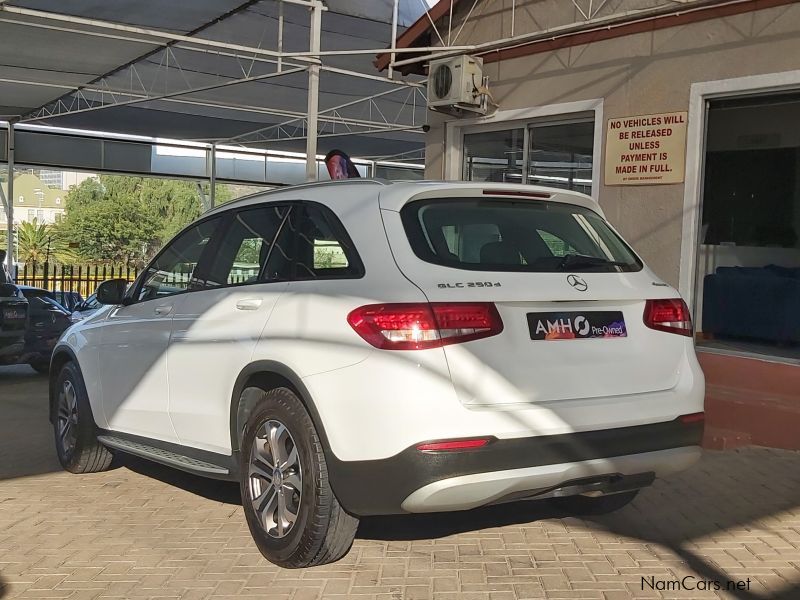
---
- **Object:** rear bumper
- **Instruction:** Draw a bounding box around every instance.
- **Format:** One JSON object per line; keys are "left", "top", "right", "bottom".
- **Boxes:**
{"left": 328, "top": 416, "right": 703, "bottom": 515}
{"left": 401, "top": 447, "right": 699, "bottom": 512}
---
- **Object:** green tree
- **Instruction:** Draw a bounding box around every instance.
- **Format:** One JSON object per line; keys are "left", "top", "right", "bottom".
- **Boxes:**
{"left": 60, "top": 174, "right": 227, "bottom": 265}
{"left": 112, "top": 176, "right": 204, "bottom": 242}
{"left": 61, "top": 178, "right": 161, "bottom": 265}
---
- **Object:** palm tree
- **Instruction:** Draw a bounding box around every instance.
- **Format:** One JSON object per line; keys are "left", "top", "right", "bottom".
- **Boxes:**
{"left": 16, "top": 219, "right": 61, "bottom": 265}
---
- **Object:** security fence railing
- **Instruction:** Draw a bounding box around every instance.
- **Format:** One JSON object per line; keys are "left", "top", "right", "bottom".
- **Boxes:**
{"left": 14, "top": 263, "right": 139, "bottom": 301}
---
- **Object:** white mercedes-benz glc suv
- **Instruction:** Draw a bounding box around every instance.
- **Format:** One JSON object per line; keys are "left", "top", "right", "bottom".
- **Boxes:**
{"left": 50, "top": 180, "right": 704, "bottom": 568}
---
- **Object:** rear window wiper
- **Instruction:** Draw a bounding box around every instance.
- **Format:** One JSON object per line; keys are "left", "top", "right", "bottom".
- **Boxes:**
{"left": 557, "top": 254, "right": 632, "bottom": 270}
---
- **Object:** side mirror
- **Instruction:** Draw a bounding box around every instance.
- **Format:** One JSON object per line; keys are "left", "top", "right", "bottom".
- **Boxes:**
{"left": 95, "top": 279, "right": 129, "bottom": 305}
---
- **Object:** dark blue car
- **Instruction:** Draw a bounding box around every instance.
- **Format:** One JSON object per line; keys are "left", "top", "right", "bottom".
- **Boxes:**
{"left": 0, "top": 283, "right": 28, "bottom": 366}
{"left": 17, "top": 286, "right": 72, "bottom": 373}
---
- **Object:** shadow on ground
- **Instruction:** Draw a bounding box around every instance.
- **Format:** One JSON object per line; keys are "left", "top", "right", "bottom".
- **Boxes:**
{"left": 119, "top": 441, "right": 800, "bottom": 599}
{"left": 0, "top": 365, "right": 61, "bottom": 480}
{"left": 3, "top": 362, "right": 799, "bottom": 599}
{"left": 358, "top": 500, "right": 562, "bottom": 540}
{"left": 130, "top": 447, "right": 800, "bottom": 599}
{"left": 358, "top": 447, "right": 800, "bottom": 600}
{"left": 118, "top": 454, "right": 242, "bottom": 505}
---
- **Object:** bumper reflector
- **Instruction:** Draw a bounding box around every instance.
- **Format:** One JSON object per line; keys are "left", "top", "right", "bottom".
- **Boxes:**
{"left": 679, "top": 412, "right": 705, "bottom": 424}
{"left": 416, "top": 438, "right": 490, "bottom": 452}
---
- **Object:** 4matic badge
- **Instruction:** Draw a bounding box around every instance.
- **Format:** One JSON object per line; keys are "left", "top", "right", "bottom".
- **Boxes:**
{"left": 437, "top": 281, "right": 502, "bottom": 289}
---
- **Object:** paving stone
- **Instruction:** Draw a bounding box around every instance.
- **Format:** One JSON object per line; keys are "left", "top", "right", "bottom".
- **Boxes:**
{"left": 2, "top": 365, "right": 800, "bottom": 600}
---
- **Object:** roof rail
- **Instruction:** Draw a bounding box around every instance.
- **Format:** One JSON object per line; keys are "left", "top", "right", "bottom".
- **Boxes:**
{"left": 205, "top": 178, "right": 390, "bottom": 214}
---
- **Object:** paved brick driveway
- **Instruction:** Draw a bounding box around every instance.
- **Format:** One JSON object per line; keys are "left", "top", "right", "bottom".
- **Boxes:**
{"left": 1, "top": 365, "right": 799, "bottom": 600}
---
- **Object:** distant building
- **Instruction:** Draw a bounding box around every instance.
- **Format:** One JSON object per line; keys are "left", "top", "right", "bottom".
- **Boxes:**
{"left": 36, "top": 170, "right": 64, "bottom": 189}
{"left": 0, "top": 172, "right": 70, "bottom": 228}
{"left": 27, "top": 169, "right": 95, "bottom": 191}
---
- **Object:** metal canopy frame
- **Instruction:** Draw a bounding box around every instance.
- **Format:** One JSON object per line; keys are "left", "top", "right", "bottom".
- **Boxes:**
{"left": 378, "top": 0, "right": 738, "bottom": 72}
{"left": 0, "top": 1, "right": 441, "bottom": 159}
{"left": 0, "top": 0, "right": 729, "bottom": 272}
{"left": 0, "top": 0, "right": 442, "bottom": 271}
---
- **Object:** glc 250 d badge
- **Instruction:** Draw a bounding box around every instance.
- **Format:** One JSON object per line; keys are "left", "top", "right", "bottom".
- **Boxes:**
{"left": 567, "top": 274, "right": 588, "bottom": 291}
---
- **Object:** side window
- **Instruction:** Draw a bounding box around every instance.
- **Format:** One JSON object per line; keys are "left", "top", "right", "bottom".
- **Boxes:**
{"left": 137, "top": 217, "right": 221, "bottom": 302}
{"left": 293, "top": 204, "right": 364, "bottom": 280}
{"left": 536, "top": 229, "right": 577, "bottom": 257}
{"left": 205, "top": 205, "right": 288, "bottom": 287}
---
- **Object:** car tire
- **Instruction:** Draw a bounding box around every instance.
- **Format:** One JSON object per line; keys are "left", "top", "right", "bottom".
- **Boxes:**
{"left": 550, "top": 490, "right": 639, "bottom": 515}
{"left": 53, "top": 362, "right": 114, "bottom": 474}
{"left": 239, "top": 386, "right": 359, "bottom": 568}
{"left": 29, "top": 360, "right": 50, "bottom": 374}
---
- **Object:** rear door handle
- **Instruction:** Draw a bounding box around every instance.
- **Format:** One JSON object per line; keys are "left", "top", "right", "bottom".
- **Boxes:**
{"left": 236, "top": 298, "right": 262, "bottom": 311}
{"left": 154, "top": 305, "right": 173, "bottom": 316}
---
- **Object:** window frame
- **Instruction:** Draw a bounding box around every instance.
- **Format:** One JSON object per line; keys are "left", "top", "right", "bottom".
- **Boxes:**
{"left": 445, "top": 99, "right": 603, "bottom": 200}
{"left": 128, "top": 199, "right": 366, "bottom": 303}
{"left": 287, "top": 201, "right": 366, "bottom": 282}
{"left": 461, "top": 114, "right": 595, "bottom": 193}
{"left": 198, "top": 202, "right": 293, "bottom": 291}
{"left": 526, "top": 117, "right": 595, "bottom": 195}
{"left": 129, "top": 212, "right": 225, "bottom": 305}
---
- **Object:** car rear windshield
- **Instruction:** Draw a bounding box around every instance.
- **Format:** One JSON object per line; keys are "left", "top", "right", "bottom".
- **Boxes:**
{"left": 400, "top": 198, "right": 642, "bottom": 273}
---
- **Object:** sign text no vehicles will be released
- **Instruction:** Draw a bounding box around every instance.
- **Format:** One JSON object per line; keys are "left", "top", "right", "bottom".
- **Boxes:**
{"left": 604, "top": 111, "right": 688, "bottom": 186}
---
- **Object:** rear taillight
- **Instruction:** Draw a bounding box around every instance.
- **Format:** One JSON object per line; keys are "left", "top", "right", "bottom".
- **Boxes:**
{"left": 643, "top": 298, "right": 692, "bottom": 337}
{"left": 347, "top": 302, "right": 503, "bottom": 350}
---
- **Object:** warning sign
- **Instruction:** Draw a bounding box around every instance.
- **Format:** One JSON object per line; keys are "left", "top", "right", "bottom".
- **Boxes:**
{"left": 604, "top": 111, "right": 688, "bottom": 185}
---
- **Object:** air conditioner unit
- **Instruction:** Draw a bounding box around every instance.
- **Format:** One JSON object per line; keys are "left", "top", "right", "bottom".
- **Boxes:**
{"left": 427, "top": 55, "right": 487, "bottom": 116}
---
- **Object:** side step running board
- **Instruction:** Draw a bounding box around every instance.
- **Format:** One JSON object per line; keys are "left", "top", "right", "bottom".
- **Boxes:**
{"left": 98, "top": 435, "right": 230, "bottom": 476}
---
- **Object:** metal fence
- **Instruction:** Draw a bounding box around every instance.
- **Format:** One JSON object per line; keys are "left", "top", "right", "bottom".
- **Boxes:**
{"left": 14, "top": 263, "right": 139, "bottom": 299}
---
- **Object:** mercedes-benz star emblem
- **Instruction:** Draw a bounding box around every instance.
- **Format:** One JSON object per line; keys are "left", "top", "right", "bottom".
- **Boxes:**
{"left": 567, "top": 274, "right": 588, "bottom": 292}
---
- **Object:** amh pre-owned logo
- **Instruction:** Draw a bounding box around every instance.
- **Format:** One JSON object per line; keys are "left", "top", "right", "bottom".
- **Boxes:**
{"left": 527, "top": 311, "right": 627, "bottom": 341}
{"left": 567, "top": 274, "right": 588, "bottom": 291}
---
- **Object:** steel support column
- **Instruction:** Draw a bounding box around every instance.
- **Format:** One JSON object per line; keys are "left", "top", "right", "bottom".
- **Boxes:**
{"left": 209, "top": 142, "right": 217, "bottom": 208}
{"left": 5, "top": 123, "right": 14, "bottom": 275}
{"left": 305, "top": 3, "right": 322, "bottom": 181}
{"left": 388, "top": 0, "right": 399, "bottom": 79}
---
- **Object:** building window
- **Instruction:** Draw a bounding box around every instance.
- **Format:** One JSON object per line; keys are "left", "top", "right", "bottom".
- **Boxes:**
{"left": 528, "top": 120, "right": 594, "bottom": 195}
{"left": 36, "top": 209, "right": 44, "bottom": 222}
{"left": 462, "top": 116, "right": 595, "bottom": 194}
{"left": 27, "top": 209, "right": 35, "bottom": 221}
{"left": 55, "top": 197, "right": 61, "bottom": 205}
{"left": 18, "top": 195, "right": 23, "bottom": 203}
{"left": 463, "top": 129, "right": 524, "bottom": 183}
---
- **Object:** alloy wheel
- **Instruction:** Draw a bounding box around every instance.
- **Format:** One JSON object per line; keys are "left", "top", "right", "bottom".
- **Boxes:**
{"left": 248, "top": 419, "right": 302, "bottom": 538}
{"left": 57, "top": 380, "right": 79, "bottom": 457}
